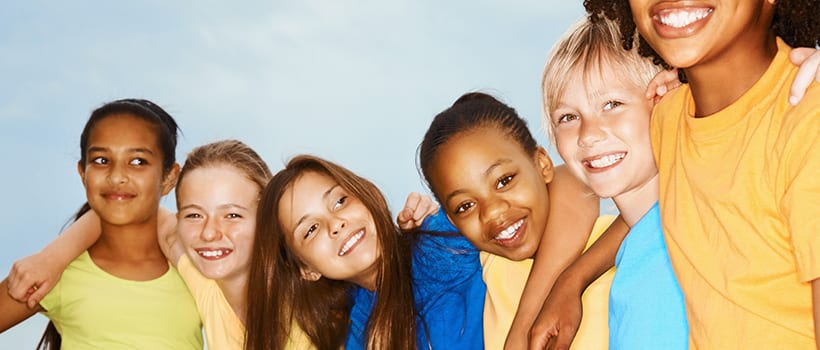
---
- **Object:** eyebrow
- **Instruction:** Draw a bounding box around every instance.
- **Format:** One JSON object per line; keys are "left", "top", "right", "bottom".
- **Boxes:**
{"left": 86, "top": 146, "right": 156, "bottom": 156}
{"left": 444, "top": 159, "right": 511, "bottom": 205}
{"left": 178, "top": 203, "right": 249, "bottom": 212}
{"left": 293, "top": 184, "right": 339, "bottom": 230}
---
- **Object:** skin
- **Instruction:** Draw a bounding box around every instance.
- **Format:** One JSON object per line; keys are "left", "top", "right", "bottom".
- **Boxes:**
{"left": 630, "top": 0, "right": 819, "bottom": 346}
{"left": 428, "top": 126, "right": 554, "bottom": 262}
{"left": 278, "top": 171, "right": 381, "bottom": 291}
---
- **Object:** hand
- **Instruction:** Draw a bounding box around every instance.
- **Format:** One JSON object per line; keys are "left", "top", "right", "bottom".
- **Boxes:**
{"left": 7, "top": 251, "right": 62, "bottom": 308}
{"left": 528, "top": 279, "right": 584, "bottom": 350}
{"left": 397, "top": 192, "right": 440, "bottom": 231}
{"left": 645, "top": 68, "right": 682, "bottom": 104}
{"left": 789, "top": 47, "right": 820, "bottom": 105}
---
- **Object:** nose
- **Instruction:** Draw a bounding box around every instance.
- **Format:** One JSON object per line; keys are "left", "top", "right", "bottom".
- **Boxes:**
{"left": 201, "top": 216, "right": 223, "bottom": 242}
{"left": 480, "top": 197, "right": 509, "bottom": 227}
{"left": 107, "top": 162, "right": 129, "bottom": 185}
{"left": 578, "top": 116, "right": 606, "bottom": 148}
{"left": 330, "top": 218, "right": 346, "bottom": 236}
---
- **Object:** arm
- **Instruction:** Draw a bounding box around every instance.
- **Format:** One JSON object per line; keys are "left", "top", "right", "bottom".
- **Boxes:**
{"left": 397, "top": 192, "right": 440, "bottom": 231}
{"left": 503, "top": 166, "right": 599, "bottom": 350}
{"left": 156, "top": 207, "right": 182, "bottom": 266}
{"left": 813, "top": 279, "right": 819, "bottom": 349}
{"left": 7, "top": 210, "right": 101, "bottom": 308}
{"left": 528, "top": 216, "right": 629, "bottom": 350}
{"left": 0, "top": 278, "right": 41, "bottom": 333}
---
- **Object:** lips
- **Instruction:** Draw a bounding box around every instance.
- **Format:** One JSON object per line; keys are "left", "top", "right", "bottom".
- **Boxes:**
{"left": 103, "top": 191, "right": 136, "bottom": 201}
{"left": 339, "top": 229, "right": 365, "bottom": 256}
{"left": 491, "top": 218, "right": 526, "bottom": 247}
{"left": 583, "top": 152, "right": 626, "bottom": 172}
{"left": 651, "top": 5, "right": 713, "bottom": 37}
{"left": 195, "top": 248, "right": 233, "bottom": 260}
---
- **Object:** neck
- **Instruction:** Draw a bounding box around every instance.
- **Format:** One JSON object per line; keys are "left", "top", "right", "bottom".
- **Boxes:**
{"left": 686, "top": 34, "right": 777, "bottom": 117}
{"left": 612, "top": 174, "right": 659, "bottom": 227}
{"left": 92, "top": 217, "right": 163, "bottom": 259}
{"left": 216, "top": 273, "right": 249, "bottom": 325}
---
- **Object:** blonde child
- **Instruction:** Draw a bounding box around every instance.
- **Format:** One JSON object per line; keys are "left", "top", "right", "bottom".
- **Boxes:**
{"left": 418, "top": 92, "right": 624, "bottom": 349}
{"left": 0, "top": 99, "right": 203, "bottom": 349}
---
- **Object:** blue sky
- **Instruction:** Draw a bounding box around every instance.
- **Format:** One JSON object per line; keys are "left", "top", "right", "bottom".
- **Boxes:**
{"left": 0, "top": 1, "right": 596, "bottom": 346}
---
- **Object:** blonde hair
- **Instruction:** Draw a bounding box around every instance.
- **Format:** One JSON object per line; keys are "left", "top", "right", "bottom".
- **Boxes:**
{"left": 541, "top": 17, "right": 661, "bottom": 142}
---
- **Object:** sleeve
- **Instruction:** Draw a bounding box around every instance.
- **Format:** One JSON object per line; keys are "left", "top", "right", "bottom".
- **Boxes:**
{"left": 781, "top": 99, "right": 820, "bottom": 282}
{"left": 176, "top": 253, "right": 209, "bottom": 293}
{"left": 38, "top": 277, "right": 62, "bottom": 317}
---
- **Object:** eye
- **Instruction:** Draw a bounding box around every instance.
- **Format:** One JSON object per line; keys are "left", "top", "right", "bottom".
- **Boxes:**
{"left": 454, "top": 201, "right": 475, "bottom": 214}
{"left": 333, "top": 195, "right": 348, "bottom": 210}
{"left": 496, "top": 174, "right": 514, "bottom": 189}
{"left": 184, "top": 212, "right": 202, "bottom": 219}
{"left": 556, "top": 113, "right": 579, "bottom": 124}
{"left": 304, "top": 224, "right": 318, "bottom": 239}
{"left": 226, "top": 213, "right": 242, "bottom": 219}
{"left": 603, "top": 100, "right": 623, "bottom": 111}
{"left": 91, "top": 157, "right": 107, "bottom": 165}
{"left": 129, "top": 158, "right": 147, "bottom": 166}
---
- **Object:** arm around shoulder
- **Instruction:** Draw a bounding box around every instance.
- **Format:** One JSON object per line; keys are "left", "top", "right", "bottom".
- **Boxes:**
{"left": 0, "top": 278, "right": 41, "bottom": 333}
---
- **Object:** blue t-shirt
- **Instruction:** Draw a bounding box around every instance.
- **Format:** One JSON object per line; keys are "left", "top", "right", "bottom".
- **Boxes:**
{"left": 346, "top": 208, "right": 485, "bottom": 349}
{"left": 609, "top": 202, "right": 688, "bottom": 349}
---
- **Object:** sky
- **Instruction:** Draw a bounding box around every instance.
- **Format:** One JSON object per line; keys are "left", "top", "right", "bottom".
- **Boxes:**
{"left": 0, "top": 1, "right": 599, "bottom": 346}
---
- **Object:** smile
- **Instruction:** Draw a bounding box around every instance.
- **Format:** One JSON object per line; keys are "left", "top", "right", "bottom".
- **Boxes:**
{"left": 655, "top": 7, "right": 712, "bottom": 29}
{"left": 339, "top": 229, "right": 365, "bottom": 256}
{"left": 196, "top": 248, "right": 233, "bottom": 260}
{"left": 585, "top": 152, "right": 626, "bottom": 169}
{"left": 495, "top": 219, "right": 524, "bottom": 240}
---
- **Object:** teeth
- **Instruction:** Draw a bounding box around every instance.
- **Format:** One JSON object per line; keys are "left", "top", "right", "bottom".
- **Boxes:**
{"left": 496, "top": 219, "right": 523, "bottom": 240}
{"left": 339, "top": 230, "right": 364, "bottom": 256}
{"left": 589, "top": 153, "right": 625, "bottom": 168}
{"left": 198, "top": 250, "right": 228, "bottom": 258}
{"left": 658, "top": 8, "right": 711, "bottom": 28}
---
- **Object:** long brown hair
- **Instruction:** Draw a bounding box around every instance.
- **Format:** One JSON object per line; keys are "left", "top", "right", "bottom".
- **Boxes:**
{"left": 245, "top": 155, "right": 417, "bottom": 350}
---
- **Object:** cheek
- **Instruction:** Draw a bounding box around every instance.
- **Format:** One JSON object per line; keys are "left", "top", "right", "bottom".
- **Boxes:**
{"left": 176, "top": 224, "right": 200, "bottom": 247}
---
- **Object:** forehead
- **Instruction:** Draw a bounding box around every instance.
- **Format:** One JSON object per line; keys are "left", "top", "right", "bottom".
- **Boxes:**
{"left": 277, "top": 171, "right": 337, "bottom": 230}
{"left": 177, "top": 165, "right": 260, "bottom": 204}
{"left": 430, "top": 127, "right": 532, "bottom": 190}
{"left": 87, "top": 113, "right": 160, "bottom": 150}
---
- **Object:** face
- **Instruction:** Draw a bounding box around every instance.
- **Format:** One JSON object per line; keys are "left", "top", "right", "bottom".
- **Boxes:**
{"left": 629, "top": 0, "right": 773, "bottom": 69}
{"left": 78, "top": 114, "right": 175, "bottom": 227}
{"left": 278, "top": 171, "right": 380, "bottom": 288}
{"left": 176, "top": 165, "right": 259, "bottom": 284}
{"left": 551, "top": 66, "right": 657, "bottom": 200}
{"left": 428, "top": 127, "right": 553, "bottom": 261}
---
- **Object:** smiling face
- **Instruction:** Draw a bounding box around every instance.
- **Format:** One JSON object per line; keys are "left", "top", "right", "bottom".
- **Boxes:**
{"left": 176, "top": 164, "right": 258, "bottom": 284}
{"left": 551, "top": 65, "right": 657, "bottom": 200}
{"left": 278, "top": 171, "right": 380, "bottom": 288}
{"left": 628, "top": 0, "right": 774, "bottom": 69}
{"left": 78, "top": 114, "right": 173, "bottom": 227}
{"left": 427, "top": 126, "right": 553, "bottom": 261}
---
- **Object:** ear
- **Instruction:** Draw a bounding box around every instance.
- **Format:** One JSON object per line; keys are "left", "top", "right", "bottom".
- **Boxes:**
{"left": 299, "top": 266, "right": 322, "bottom": 281}
{"left": 161, "top": 163, "right": 180, "bottom": 196}
{"left": 535, "top": 147, "right": 554, "bottom": 184}
{"left": 77, "top": 161, "right": 86, "bottom": 186}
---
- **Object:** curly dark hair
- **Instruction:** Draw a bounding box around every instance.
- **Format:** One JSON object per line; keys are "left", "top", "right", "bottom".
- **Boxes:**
{"left": 584, "top": 0, "right": 820, "bottom": 71}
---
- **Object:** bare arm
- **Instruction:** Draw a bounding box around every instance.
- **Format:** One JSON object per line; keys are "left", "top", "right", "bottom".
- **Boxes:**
{"left": 7, "top": 211, "right": 101, "bottom": 308}
{"left": 157, "top": 208, "right": 182, "bottom": 266}
{"left": 504, "top": 166, "right": 599, "bottom": 350}
{"left": 788, "top": 47, "right": 820, "bottom": 105}
{"left": 813, "top": 279, "right": 819, "bottom": 349}
{"left": 528, "top": 216, "right": 629, "bottom": 350}
{"left": 0, "top": 278, "right": 41, "bottom": 333}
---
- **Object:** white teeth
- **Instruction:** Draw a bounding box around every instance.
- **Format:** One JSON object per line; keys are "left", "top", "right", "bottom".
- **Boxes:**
{"left": 496, "top": 219, "right": 523, "bottom": 240}
{"left": 659, "top": 8, "right": 711, "bottom": 28}
{"left": 589, "top": 153, "right": 625, "bottom": 168}
{"left": 198, "top": 250, "right": 228, "bottom": 258}
{"left": 339, "top": 230, "right": 365, "bottom": 256}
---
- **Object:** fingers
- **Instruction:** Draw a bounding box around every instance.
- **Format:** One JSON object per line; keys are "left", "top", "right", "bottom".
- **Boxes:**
{"left": 549, "top": 324, "right": 580, "bottom": 350}
{"left": 645, "top": 69, "right": 681, "bottom": 101}
{"left": 788, "top": 48, "right": 820, "bottom": 105}
{"left": 27, "top": 281, "right": 51, "bottom": 309}
{"left": 398, "top": 192, "right": 440, "bottom": 230}
{"left": 528, "top": 318, "right": 558, "bottom": 350}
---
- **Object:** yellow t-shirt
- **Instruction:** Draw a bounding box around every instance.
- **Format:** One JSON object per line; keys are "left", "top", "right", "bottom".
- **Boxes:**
{"left": 651, "top": 38, "right": 819, "bottom": 349}
{"left": 40, "top": 251, "right": 203, "bottom": 349}
{"left": 481, "top": 215, "right": 617, "bottom": 350}
{"left": 177, "top": 254, "right": 315, "bottom": 350}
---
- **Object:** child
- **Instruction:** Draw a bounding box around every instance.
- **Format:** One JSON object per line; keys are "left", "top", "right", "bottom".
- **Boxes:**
{"left": 575, "top": 1, "right": 818, "bottom": 348}
{"left": 7, "top": 140, "right": 316, "bottom": 349}
{"left": 533, "top": 17, "right": 688, "bottom": 350}
{"left": 0, "top": 99, "right": 203, "bottom": 349}
{"left": 417, "top": 92, "right": 625, "bottom": 349}
{"left": 244, "top": 154, "right": 486, "bottom": 350}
